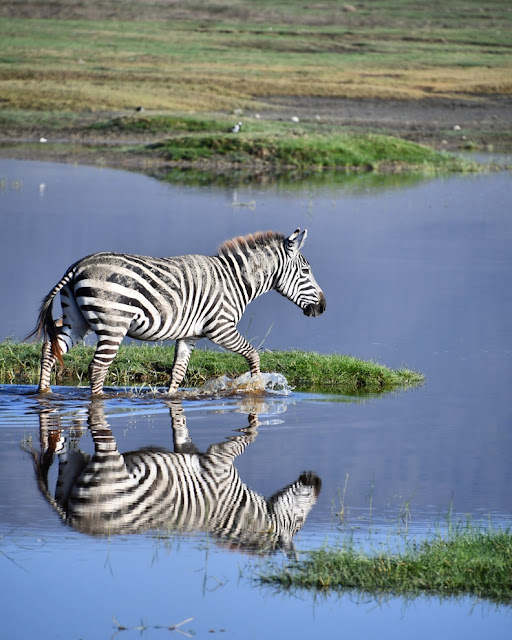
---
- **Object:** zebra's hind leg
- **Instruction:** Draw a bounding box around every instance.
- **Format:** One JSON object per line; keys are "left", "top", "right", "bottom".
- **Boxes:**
{"left": 88, "top": 336, "right": 126, "bottom": 395}
{"left": 38, "top": 287, "right": 92, "bottom": 393}
{"left": 38, "top": 326, "right": 89, "bottom": 393}
{"left": 168, "top": 337, "right": 198, "bottom": 393}
{"left": 38, "top": 340, "right": 59, "bottom": 393}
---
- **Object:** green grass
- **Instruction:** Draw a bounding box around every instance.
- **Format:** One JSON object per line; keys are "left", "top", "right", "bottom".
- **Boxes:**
{"left": 259, "top": 523, "right": 512, "bottom": 604}
{"left": 145, "top": 128, "right": 476, "bottom": 172}
{"left": 0, "top": 341, "right": 424, "bottom": 394}
{"left": 1, "top": 107, "right": 484, "bottom": 173}
{"left": 90, "top": 111, "right": 480, "bottom": 172}
{"left": 90, "top": 114, "right": 227, "bottom": 134}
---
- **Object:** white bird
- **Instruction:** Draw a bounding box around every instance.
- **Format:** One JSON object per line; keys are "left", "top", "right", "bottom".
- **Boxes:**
{"left": 39, "top": 137, "right": 48, "bottom": 143}
{"left": 291, "top": 116, "right": 299, "bottom": 123}
{"left": 231, "top": 121, "right": 243, "bottom": 133}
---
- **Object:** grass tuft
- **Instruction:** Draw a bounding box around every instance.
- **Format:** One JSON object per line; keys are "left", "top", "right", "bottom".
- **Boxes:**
{"left": 258, "top": 523, "right": 512, "bottom": 604}
{"left": 144, "top": 129, "right": 476, "bottom": 172}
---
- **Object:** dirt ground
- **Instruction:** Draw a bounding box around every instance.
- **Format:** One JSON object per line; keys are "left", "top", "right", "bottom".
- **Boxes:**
{"left": 1, "top": 95, "right": 511, "bottom": 170}
{"left": 261, "top": 94, "right": 512, "bottom": 150}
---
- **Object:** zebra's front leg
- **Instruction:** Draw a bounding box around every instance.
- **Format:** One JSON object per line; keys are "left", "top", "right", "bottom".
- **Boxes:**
{"left": 168, "top": 337, "right": 198, "bottom": 394}
{"left": 207, "top": 326, "right": 261, "bottom": 377}
{"left": 167, "top": 400, "right": 197, "bottom": 453}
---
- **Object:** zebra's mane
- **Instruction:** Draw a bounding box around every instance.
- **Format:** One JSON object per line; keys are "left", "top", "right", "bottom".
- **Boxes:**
{"left": 217, "top": 231, "right": 285, "bottom": 258}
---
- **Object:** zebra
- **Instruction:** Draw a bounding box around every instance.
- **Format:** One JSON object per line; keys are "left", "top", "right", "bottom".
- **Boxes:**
{"left": 25, "top": 401, "right": 322, "bottom": 553}
{"left": 28, "top": 229, "right": 326, "bottom": 395}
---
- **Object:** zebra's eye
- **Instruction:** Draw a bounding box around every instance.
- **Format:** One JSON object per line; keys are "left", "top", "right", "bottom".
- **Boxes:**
{"left": 300, "top": 266, "right": 310, "bottom": 274}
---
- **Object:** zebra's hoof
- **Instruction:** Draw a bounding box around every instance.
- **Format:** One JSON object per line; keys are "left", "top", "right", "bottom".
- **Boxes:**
{"left": 37, "top": 387, "right": 52, "bottom": 394}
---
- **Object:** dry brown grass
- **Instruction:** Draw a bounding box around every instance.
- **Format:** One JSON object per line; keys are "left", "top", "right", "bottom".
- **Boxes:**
{"left": 0, "top": 1, "right": 511, "bottom": 113}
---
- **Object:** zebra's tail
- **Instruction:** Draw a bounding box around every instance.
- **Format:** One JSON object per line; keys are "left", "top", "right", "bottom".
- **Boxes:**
{"left": 21, "top": 439, "right": 68, "bottom": 523}
{"left": 25, "top": 269, "right": 75, "bottom": 365}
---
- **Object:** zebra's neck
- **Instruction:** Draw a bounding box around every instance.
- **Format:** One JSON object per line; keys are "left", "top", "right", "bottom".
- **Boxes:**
{"left": 216, "top": 245, "right": 280, "bottom": 305}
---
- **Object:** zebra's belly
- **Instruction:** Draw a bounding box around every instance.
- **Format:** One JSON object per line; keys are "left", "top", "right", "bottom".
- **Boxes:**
{"left": 126, "top": 315, "right": 205, "bottom": 342}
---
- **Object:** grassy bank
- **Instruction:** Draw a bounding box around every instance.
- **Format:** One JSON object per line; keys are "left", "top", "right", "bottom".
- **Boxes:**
{"left": 1, "top": 0, "right": 511, "bottom": 167}
{"left": 259, "top": 524, "right": 512, "bottom": 604}
{"left": 0, "top": 109, "right": 482, "bottom": 173}
{"left": 0, "top": 341, "right": 424, "bottom": 394}
{"left": 92, "top": 113, "right": 478, "bottom": 172}
{"left": 142, "top": 126, "right": 476, "bottom": 173}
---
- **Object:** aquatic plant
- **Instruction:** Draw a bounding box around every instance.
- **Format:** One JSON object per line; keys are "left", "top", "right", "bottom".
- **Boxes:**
{"left": 258, "top": 521, "right": 512, "bottom": 604}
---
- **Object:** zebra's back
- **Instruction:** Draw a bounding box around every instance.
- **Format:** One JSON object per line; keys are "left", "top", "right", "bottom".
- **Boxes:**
{"left": 70, "top": 251, "right": 233, "bottom": 342}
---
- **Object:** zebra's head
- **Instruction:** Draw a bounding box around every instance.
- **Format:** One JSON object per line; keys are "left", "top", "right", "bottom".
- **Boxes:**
{"left": 275, "top": 229, "right": 326, "bottom": 317}
{"left": 269, "top": 471, "right": 322, "bottom": 553}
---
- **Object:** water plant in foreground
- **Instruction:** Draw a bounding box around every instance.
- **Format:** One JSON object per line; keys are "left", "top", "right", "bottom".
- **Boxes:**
{"left": 258, "top": 523, "right": 512, "bottom": 605}
{"left": 0, "top": 341, "right": 424, "bottom": 394}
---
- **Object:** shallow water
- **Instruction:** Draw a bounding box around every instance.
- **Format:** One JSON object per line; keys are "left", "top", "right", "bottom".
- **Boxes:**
{"left": 1, "top": 159, "right": 511, "bottom": 637}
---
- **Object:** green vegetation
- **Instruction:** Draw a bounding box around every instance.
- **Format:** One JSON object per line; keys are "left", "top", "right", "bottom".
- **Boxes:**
{"left": 259, "top": 523, "right": 512, "bottom": 604}
{"left": 3, "top": 108, "right": 483, "bottom": 173}
{"left": 0, "top": 341, "right": 424, "bottom": 394}
{"left": 144, "top": 128, "right": 475, "bottom": 172}
{"left": 0, "top": 1, "right": 511, "bottom": 168}
{"left": 1, "top": 1, "right": 510, "bottom": 112}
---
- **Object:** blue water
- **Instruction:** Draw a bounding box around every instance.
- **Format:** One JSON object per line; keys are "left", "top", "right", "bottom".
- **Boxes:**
{"left": 0, "top": 159, "right": 511, "bottom": 638}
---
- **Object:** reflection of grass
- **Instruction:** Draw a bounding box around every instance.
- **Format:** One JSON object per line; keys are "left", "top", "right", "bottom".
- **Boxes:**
{"left": 259, "top": 521, "right": 512, "bottom": 604}
{"left": 155, "top": 165, "right": 434, "bottom": 189}
{"left": 0, "top": 342, "right": 424, "bottom": 394}
{"left": 112, "top": 615, "right": 194, "bottom": 636}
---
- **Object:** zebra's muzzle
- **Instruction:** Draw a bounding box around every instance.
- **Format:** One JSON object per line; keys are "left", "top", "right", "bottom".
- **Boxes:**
{"left": 303, "top": 292, "right": 326, "bottom": 317}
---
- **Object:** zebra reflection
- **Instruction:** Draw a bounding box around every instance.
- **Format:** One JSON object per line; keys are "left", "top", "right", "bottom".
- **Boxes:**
{"left": 27, "top": 402, "right": 321, "bottom": 554}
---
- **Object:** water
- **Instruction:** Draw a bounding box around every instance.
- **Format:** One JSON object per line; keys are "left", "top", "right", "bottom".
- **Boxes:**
{"left": 1, "top": 159, "right": 511, "bottom": 638}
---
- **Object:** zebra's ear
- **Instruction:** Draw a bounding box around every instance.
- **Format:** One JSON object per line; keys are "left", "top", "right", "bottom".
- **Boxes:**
{"left": 285, "top": 228, "right": 307, "bottom": 256}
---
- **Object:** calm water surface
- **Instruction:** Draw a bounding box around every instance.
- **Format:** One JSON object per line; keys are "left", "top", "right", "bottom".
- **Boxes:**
{"left": 0, "top": 159, "right": 511, "bottom": 638}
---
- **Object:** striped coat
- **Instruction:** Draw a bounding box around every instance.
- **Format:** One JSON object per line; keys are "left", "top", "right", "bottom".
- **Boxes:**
{"left": 28, "top": 402, "right": 321, "bottom": 554}
{"left": 29, "top": 229, "right": 325, "bottom": 394}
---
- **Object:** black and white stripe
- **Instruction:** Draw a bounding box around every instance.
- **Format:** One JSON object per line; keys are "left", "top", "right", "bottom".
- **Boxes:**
{"left": 29, "top": 229, "right": 326, "bottom": 395}
{"left": 29, "top": 402, "right": 321, "bottom": 553}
